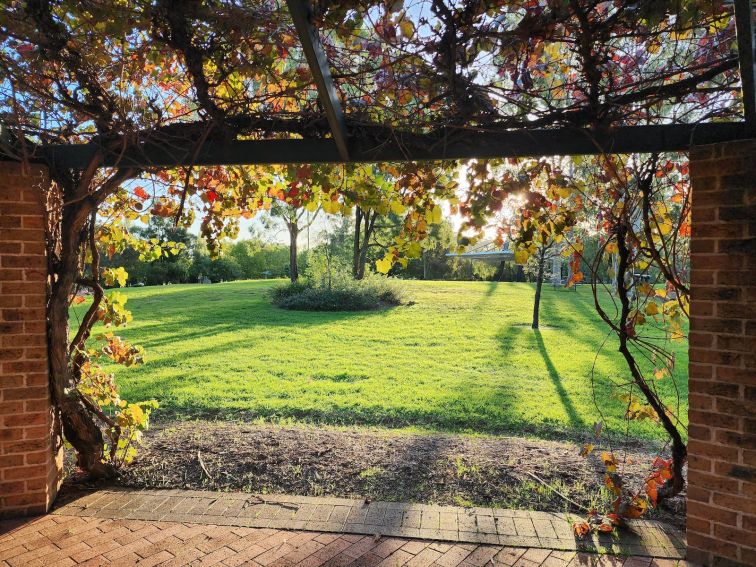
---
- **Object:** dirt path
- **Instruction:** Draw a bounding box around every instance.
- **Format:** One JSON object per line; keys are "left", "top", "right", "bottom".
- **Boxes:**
{"left": 72, "top": 420, "right": 685, "bottom": 529}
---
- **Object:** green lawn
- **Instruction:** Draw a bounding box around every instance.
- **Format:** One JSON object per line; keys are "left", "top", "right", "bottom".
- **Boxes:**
{"left": 78, "top": 280, "right": 688, "bottom": 441}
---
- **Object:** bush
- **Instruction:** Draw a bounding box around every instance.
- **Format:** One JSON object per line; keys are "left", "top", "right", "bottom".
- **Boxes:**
{"left": 272, "top": 275, "right": 404, "bottom": 311}
{"left": 270, "top": 280, "right": 312, "bottom": 304}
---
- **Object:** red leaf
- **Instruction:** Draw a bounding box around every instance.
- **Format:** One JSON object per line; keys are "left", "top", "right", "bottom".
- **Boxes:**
{"left": 16, "top": 44, "right": 35, "bottom": 57}
{"left": 133, "top": 186, "right": 149, "bottom": 201}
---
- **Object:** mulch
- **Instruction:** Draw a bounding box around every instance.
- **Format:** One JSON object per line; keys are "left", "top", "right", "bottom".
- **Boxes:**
{"left": 64, "top": 420, "right": 686, "bottom": 530}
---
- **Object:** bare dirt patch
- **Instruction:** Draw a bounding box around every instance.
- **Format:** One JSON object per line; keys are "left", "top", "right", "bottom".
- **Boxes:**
{"left": 67, "top": 421, "right": 685, "bottom": 527}
{"left": 66, "top": 420, "right": 685, "bottom": 529}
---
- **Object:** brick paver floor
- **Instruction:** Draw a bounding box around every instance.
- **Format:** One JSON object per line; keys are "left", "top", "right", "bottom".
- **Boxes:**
{"left": 0, "top": 488, "right": 691, "bottom": 566}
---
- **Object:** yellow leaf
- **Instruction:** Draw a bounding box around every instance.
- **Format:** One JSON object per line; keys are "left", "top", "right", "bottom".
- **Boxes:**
{"left": 645, "top": 302, "right": 659, "bottom": 316}
{"left": 602, "top": 452, "right": 617, "bottom": 473}
{"left": 399, "top": 20, "right": 415, "bottom": 37}
{"left": 514, "top": 249, "right": 529, "bottom": 265}
{"left": 429, "top": 205, "right": 442, "bottom": 224}
{"left": 407, "top": 242, "right": 422, "bottom": 257}
{"left": 390, "top": 201, "right": 406, "bottom": 215}
{"left": 321, "top": 199, "right": 341, "bottom": 214}
{"left": 375, "top": 256, "right": 393, "bottom": 274}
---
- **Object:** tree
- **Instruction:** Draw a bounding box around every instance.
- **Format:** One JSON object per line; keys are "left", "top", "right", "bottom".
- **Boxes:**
{"left": 227, "top": 239, "right": 290, "bottom": 279}
{"left": 103, "top": 217, "right": 195, "bottom": 285}
{"left": 265, "top": 203, "right": 319, "bottom": 282}
{"left": 515, "top": 182, "right": 582, "bottom": 329}
{"left": 485, "top": 163, "right": 580, "bottom": 329}
{"left": 398, "top": 220, "right": 456, "bottom": 280}
{"left": 458, "top": 150, "right": 692, "bottom": 529}
{"left": 525, "top": 242, "right": 557, "bottom": 330}
{"left": 352, "top": 205, "right": 379, "bottom": 279}
{"left": 572, "top": 153, "right": 691, "bottom": 504}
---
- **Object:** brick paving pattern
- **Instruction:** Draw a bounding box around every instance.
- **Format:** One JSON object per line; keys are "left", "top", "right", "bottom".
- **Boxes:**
{"left": 49, "top": 489, "right": 685, "bottom": 557}
{"left": 0, "top": 487, "right": 690, "bottom": 565}
{"left": 0, "top": 513, "right": 693, "bottom": 566}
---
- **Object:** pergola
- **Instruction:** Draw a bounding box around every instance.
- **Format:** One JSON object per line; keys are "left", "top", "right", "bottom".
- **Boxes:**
{"left": 0, "top": 2, "right": 755, "bottom": 566}
{"left": 5, "top": 0, "right": 755, "bottom": 169}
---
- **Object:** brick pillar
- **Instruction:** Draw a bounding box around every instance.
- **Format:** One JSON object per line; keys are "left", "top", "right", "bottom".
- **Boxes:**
{"left": 0, "top": 162, "right": 61, "bottom": 517}
{"left": 687, "top": 140, "right": 756, "bottom": 566}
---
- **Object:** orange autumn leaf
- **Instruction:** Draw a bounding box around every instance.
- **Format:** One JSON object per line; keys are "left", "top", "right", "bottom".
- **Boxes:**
{"left": 622, "top": 497, "right": 648, "bottom": 519}
{"left": 573, "top": 522, "right": 590, "bottom": 539}
{"left": 646, "top": 480, "right": 658, "bottom": 507}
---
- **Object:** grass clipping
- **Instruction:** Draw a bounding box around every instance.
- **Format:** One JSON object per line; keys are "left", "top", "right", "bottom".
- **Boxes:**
{"left": 272, "top": 275, "right": 405, "bottom": 311}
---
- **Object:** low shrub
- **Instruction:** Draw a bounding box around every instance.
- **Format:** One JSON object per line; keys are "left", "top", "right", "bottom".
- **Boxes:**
{"left": 272, "top": 275, "right": 404, "bottom": 311}
{"left": 269, "top": 280, "right": 311, "bottom": 304}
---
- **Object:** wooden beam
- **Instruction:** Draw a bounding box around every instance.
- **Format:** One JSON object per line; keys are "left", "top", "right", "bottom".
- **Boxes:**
{"left": 285, "top": 0, "right": 350, "bottom": 161}
{"left": 34, "top": 122, "right": 754, "bottom": 169}
{"left": 735, "top": 0, "right": 756, "bottom": 128}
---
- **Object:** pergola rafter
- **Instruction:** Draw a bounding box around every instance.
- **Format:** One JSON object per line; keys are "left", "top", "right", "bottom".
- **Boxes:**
{"left": 286, "top": 0, "right": 350, "bottom": 162}
{"left": 39, "top": 122, "right": 754, "bottom": 168}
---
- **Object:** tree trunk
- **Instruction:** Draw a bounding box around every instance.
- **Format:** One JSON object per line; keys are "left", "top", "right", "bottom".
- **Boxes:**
{"left": 352, "top": 207, "right": 363, "bottom": 279}
{"left": 48, "top": 200, "right": 114, "bottom": 479}
{"left": 355, "top": 209, "right": 376, "bottom": 280}
{"left": 532, "top": 249, "right": 546, "bottom": 329}
{"left": 288, "top": 222, "right": 299, "bottom": 282}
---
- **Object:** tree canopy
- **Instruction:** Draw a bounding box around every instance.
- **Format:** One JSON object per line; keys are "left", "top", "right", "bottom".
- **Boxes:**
{"left": 1, "top": 0, "right": 742, "bottom": 154}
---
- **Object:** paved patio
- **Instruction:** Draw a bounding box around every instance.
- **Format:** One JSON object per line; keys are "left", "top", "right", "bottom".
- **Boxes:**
{"left": 0, "top": 488, "right": 690, "bottom": 566}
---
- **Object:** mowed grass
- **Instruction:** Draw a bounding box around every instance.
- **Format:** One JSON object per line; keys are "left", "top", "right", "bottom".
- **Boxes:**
{"left": 76, "top": 280, "right": 688, "bottom": 441}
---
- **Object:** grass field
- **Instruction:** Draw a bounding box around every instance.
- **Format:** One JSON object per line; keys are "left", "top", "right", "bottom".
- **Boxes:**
{"left": 77, "top": 279, "right": 688, "bottom": 441}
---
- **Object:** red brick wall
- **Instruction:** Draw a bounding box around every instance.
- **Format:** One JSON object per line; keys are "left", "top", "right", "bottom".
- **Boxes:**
{"left": 0, "top": 162, "right": 61, "bottom": 517}
{"left": 688, "top": 140, "right": 756, "bottom": 567}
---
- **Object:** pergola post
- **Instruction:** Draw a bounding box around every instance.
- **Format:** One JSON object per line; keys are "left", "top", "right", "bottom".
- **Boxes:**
{"left": 0, "top": 162, "right": 62, "bottom": 518}
{"left": 687, "top": 140, "right": 756, "bottom": 566}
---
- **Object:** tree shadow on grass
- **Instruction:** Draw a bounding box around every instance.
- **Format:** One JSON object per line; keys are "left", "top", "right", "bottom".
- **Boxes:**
{"left": 532, "top": 329, "right": 585, "bottom": 429}
{"left": 106, "top": 301, "right": 399, "bottom": 351}
{"left": 496, "top": 323, "right": 586, "bottom": 433}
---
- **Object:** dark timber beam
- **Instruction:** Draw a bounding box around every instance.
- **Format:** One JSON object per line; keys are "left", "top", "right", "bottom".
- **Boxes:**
{"left": 286, "top": 0, "right": 350, "bottom": 161}
{"left": 35, "top": 122, "right": 754, "bottom": 169}
{"left": 735, "top": 0, "right": 756, "bottom": 128}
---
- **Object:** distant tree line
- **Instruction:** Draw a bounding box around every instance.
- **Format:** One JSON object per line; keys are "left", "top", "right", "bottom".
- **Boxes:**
{"left": 106, "top": 216, "right": 624, "bottom": 287}
{"left": 102, "top": 217, "right": 291, "bottom": 285}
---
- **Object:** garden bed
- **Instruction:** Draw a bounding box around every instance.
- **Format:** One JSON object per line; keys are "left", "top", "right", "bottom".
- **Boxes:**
{"left": 66, "top": 420, "right": 686, "bottom": 529}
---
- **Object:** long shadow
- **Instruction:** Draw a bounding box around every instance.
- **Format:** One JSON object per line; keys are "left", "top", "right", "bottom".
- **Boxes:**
{"left": 532, "top": 329, "right": 585, "bottom": 429}
{"left": 484, "top": 280, "right": 499, "bottom": 296}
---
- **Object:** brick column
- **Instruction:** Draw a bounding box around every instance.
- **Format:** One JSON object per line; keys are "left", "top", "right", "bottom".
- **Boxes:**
{"left": 687, "top": 140, "right": 756, "bottom": 566}
{"left": 0, "top": 162, "right": 61, "bottom": 517}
